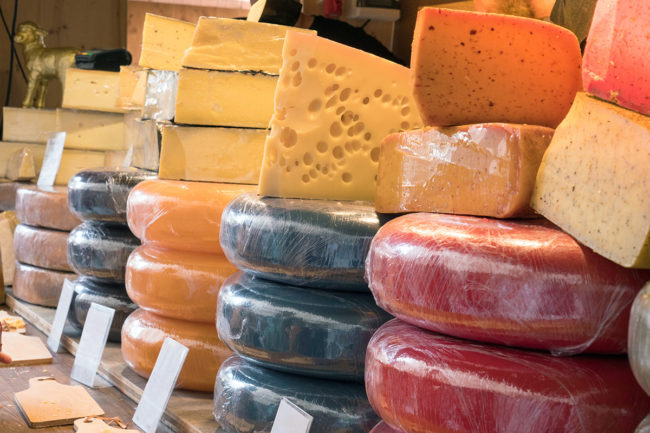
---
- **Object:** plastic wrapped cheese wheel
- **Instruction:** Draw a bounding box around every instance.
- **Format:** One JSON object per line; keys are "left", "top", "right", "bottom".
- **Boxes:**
{"left": 15, "top": 185, "right": 81, "bottom": 231}
{"left": 68, "top": 167, "right": 156, "bottom": 223}
{"left": 370, "top": 422, "right": 402, "bottom": 433}
{"left": 220, "top": 193, "right": 381, "bottom": 290}
{"left": 629, "top": 282, "right": 650, "bottom": 395}
{"left": 126, "top": 245, "right": 237, "bottom": 323}
{"left": 13, "top": 224, "right": 71, "bottom": 271}
{"left": 366, "top": 319, "right": 650, "bottom": 433}
{"left": 214, "top": 356, "right": 379, "bottom": 433}
{"left": 121, "top": 309, "right": 232, "bottom": 392}
{"left": 217, "top": 272, "right": 390, "bottom": 381}
{"left": 366, "top": 213, "right": 650, "bottom": 355}
{"left": 13, "top": 262, "right": 76, "bottom": 307}
{"left": 67, "top": 221, "right": 140, "bottom": 282}
{"left": 127, "top": 179, "right": 255, "bottom": 253}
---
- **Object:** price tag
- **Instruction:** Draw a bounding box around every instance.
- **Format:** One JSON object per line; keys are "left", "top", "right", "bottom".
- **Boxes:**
{"left": 37, "top": 132, "right": 66, "bottom": 186}
{"left": 70, "top": 303, "right": 114, "bottom": 387}
{"left": 46, "top": 279, "right": 75, "bottom": 353}
{"left": 133, "top": 337, "right": 189, "bottom": 433}
{"left": 270, "top": 398, "right": 313, "bottom": 433}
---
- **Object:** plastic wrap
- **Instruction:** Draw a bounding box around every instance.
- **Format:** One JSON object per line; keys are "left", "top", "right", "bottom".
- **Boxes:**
{"left": 0, "top": 180, "right": 19, "bottom": 211}
{"left": 125, "top": 115, "right": 164, "bottom": 172}
{"left": 637, "top": 414, "right": 650, "bottom": 433}
{"left": 67, "top": 276, "right": 136, "bottom": 342}
{"left": 13, "top": 224, "right": 71, "bottom": 271}
{"left": 67, "top": 221, "right": 140, "bottom": 283}
{"left": 67, "top": 167, "right": 156, "bottom": 223}
{"left": 15, "top": 185, "right": 81, "bottom": 231}
{"left": 126, "top": 245, "right": 237, "bottom": 323}
{"left": 366, "top": 213, "right": 650, "bottom": 355}
{"left": 142, "top": 69, "right": 178, "bottom": 121}
{"left": 365, "top": 319, "right": 650, "bottom": 433}
{"left": 629, "top": 281, "right": 650, "bottom": 395}
{"left": 220, "top": 193, "right": 382, "bottom": 291}
{"left": 213, "top": 355, "right": 379, "bottom": 433}
{"left": 13, "top": 262, "right": 75, "bottom": 307}
{"left": 217, "top": 271, "right": 390, "bottom": 381}
{"left": 127, "top": 179, "right": 255, "bottom": 253}
{"left": 370, "top": 422, "right": 401, "bottom": 433}
{"left": 121, "top": 309, "right": 231, "bottom": 392}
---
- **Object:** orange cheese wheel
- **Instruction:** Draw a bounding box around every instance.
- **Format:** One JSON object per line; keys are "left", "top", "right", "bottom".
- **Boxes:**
{"left": 13, "top": 262, "right": 76, "bottom": 307}
{"left": 15, "top": 185, "right": 81, "bottom": 231}
{"left": 127, "top": 179, "right": 255, "bottom": 253}
{"left": 13, "top": 224, "right": 71, "bottom": 271}
{"left": 126, "top": 245, "right": 237, "bottom": 323}
{"left": 121, "top": 309, "right": 232, "bottom": 392}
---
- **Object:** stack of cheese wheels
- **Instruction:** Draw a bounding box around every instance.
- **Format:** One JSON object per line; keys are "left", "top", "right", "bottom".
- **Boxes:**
{"left": 66, "top": 168, "right": 154, "bottom": 341}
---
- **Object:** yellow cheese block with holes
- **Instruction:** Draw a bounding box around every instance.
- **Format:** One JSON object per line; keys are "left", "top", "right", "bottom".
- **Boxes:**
{"left": 56, "top": 109, "right": 126, "bottom": 151}
{"left": 138, "top": 13, "right": 195, "bottom": 71}
{"left": 2, "top": 107, "right": 56, "bottom": 143}
{"left": 258, "top": 31, "right": 422, "bottom": 201}
{"left": 0, "top": 142, "right": 44, "bottom": 178}
{"left": 62, "top": 68, "right": 126, "bottom": 113}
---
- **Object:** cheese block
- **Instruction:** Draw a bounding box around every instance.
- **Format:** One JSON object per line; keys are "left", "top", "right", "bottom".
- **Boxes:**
{"left": 258, "top": 31, "right": 422, "bottom": 202}
{"left": 2, "top": 107, "right": 56, "bottom": 143}
{"left": 141, "top": 69, "right": 178, "bottom": 121}
{"left": 220, "top": 192, "right": 381, "bottom": 290}
{"left": 127, "top": 179, "right": 255, "bottom": 253}
{"left": 366, "top": 319, "right": 650, "bottom": 433}
{"left": 217, "top": 272, "right": 390, "bottom": 381}
{"left": 13, "top": 262, "right": 75, "bottom": 307}
{"left": 637, "top": 415, "right": 650, "bottom": 433}
{"left": 531, "top": 92, "right": 650, "bottom": 269}
{"left": 56, "top": 149, "right": 112, "bottom": 186}
{"left": 116, "top": 65, "right": 147, "bottom": 110}
{"left": 376, "top": 124, "right": 553, "bottom": 216}
{"left": 0, "top": 180, "right": 19, "bottom": 211}
{"left": 68, "top": 277, "right": 136, "bottom": 342}
{"left": 68, "top": 168, "right": 156, "bottom": 223}
{"left": 411, "top": 8, "right": 582, "bottom": 128}
{"left": 16, "top": 186, "right": 81, "bottom": 231}
{"left": 182, "top": 17, "right": 314, "bottom": 74}
{"left": 56, "top": 109, "right": 126, "bottom": 151}
{"left": 629, "top": 282, "right": 650, "bottom": 396}
{"left": 214, "top": 356, "right": 379, "bottom": 433}
{"left": 582, "top": 0, "right": 649, "bottom": 115}
{"left": 174, "top": 69, "right": 277, "bottom": 128}
{"left": 0, "top": 211, "right": 18, "bottom": 284}
{"left": 14, "top": 224, "right": 71, "bottom": 271}
{"left": 67, "top": 221, "right": 140, "bottom": 282}
{"left": 126, "top": 245, "right": 237, "bottom": 323}
{"left": 62, "top": 68, "right": 126, "bottom": 114}
{"left": 138, "top": 14, "right": 196, "bottom": 71}
{"left": 121, "top": 309, "right": 232, "bottom": 392}
{"left": 0, "top": 142, "right": 44, "bottom": 178}
{"left": 158, "top": 124, "right": 267, "bottom": 184}
{"left": 125, "top": 115, "right": 164, "bottom": 172}
{"left": 6, "top": 148, "right": 37, "bottom": 181}
{"left": 370, "top": 422, "right": 402, "bottom": 433}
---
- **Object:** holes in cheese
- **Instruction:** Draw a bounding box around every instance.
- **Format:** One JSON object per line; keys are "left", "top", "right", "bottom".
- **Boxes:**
{"left": 14, "top": 224, "right": 71, "bottom": 272}
{"left": 13, "top": 262, "right": 75, "bottom": 307}
{"left": 138, "top": 13, "right": 195, "bottom": 71}
{"left": 16, "top": 186, "right": 81, "bottom": 231}
{"left": 56, "top": 109, "right": 126, "bottom": 151}
{"left": 62, "top": 68, "right": 126, "bottom": 114}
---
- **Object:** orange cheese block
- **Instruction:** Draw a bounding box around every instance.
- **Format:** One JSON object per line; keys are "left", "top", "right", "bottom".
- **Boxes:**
{"left": 127, "top": 180, "right": 255, "bottom": 253}
{"left": 126, "top": 245, "right": 237, "bottom": 323}
{"left": 13, "top": 224, "right": 71, "bottom": 271}
{"left": 13, "top": 262, "right": 75, "bottom": 307}
{"left": 376, "top": 124, "right": 553, "bottom": 217}
{"left": 411, "top": 8, "right": 582, "bottom": 128}
{"left": 121, "top": 309, "right": 232, "bottom": 392}
{"left": 15, "top": 186, "right": 81, "bottom": 231}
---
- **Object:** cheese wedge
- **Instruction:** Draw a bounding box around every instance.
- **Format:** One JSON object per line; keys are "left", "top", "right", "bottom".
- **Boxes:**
{"left": 138, "top": 14, "right": 196, "bottom": 71}
{"left": 62, "top": 68, "right": 126, "bottom": 113}
{"left": 0, "top": 142, "right": 44, "bottom": 178}
{"left": 6, "top": 148, "right": 36, "bottom": 181}
{"left": 56, "top": 109, "right": 126, "bottom": 151}
{"left": 116, "top": 65, "right": 147, "bottom": 110}
{"left": 2, "top": 107, "right": 56, "bottom": 143}
{"left": 125, "top": 115, "right": 164, "bottom": 171}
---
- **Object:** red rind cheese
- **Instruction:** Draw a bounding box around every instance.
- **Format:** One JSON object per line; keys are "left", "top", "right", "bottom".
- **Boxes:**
{"left": 15, "top": 186, "right": 81, "bottom": 231}
{"left": 370, "top": 422, "right": 403, "bottom": 433}
{"left": 13, "top": 262, "right": 76, "bottom": 307}
{"left": 13, "top": 224, "right": 71, "bottom": 271}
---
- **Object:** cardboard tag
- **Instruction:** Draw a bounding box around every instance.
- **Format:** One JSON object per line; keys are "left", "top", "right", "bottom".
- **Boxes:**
{"left": 270, "top": 398, "right": 313, "bottom": 433}
{"left": 37, "top": 132, "right": 66, "bottom": 186}
{"left": 47, "top": 279, "right": 75, "bottom": 353}
{"left": 133, "top": 337, "right": 189, "bottom": 433}
{"left": 70, "top": 303, "right": 114, "bottom": 387}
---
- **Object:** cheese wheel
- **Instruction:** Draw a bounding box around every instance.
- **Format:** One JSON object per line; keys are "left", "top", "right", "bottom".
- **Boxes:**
{"left": 67, "top": 221, "right": 140, "bottom": 283}
{"left": 629, "top": 282, "right": 650, "bottom": 396}
{"left": 214, "top": 355, "right": 379, "bottom": 433}
{"left": 366, "top": 319, "right": 650, "bottom": 433}
{"left": 126, "top": 245, "right": 237, "bottom": 323}
{"left": 220, "top": 193, "right": 381, "bottom": 291}
{"left": 13, "top": 262, "right": 75, "bottom": 307}
{"left": 13, "top": 224, "right": 71, "bottom": 271}
{"left": 127, "top": 179, "right": 255, "bottom": 253}
{"left": 366, "top": 213, "right": 650, "bottom": 355}
{"left": 0, "top": 180, "right": 19, "bottom": 211}
{"left": 370, "top": 422, "right": 402, "bottom": 433}
{"left": 217, "top": 272, "right": 390, "bottom": 381}
{"left": 68, "top": 277, "right": 136, "bottom": 342}
{"left": 68, "top": 167, "right": 156, "bottom": 223}
{"left": 121, "top": 309, "right": 232, "bottom": 392}
{"left": 15, "top": 185, "right": 81, "bottom": 231}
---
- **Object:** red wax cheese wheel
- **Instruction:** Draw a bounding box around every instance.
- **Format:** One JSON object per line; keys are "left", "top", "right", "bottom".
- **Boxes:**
{"left": 127, "top": 179, "right": 255, "bottom": 253}
{"left": 365, "top": 320, "right": 650, "bottom": 433}
{"left": 366, "top": 213, "right": 650, "bottom": 355}
{"left": 371, "top": 422, "right": 403, "bottom": 433}
{"left": 15, "top": 185, "right": 81, "bottom": 231}
{"left": 13, "top": 224, "right": 71, "bottom": 271}
{"left": 126, "top": 245, "right": 237, "bottom": 323}
{"left": 411, "top": 8, "right": 581, "bottom": 128}
{"left": 13, "top": 262, "right": 76, "bottom": 307}
{"left": 582, "top": 0, "right": 649, "bottom": 116}
{"left": 121, "top": 309, "right": 232, "bottom": 392}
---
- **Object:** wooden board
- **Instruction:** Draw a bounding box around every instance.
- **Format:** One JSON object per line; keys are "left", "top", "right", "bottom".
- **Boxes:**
{"left": 1, "top": 332, "right": 52, "bottom": 366}
{"left": 74, "top": 417, "right": 139, "bottom": 433}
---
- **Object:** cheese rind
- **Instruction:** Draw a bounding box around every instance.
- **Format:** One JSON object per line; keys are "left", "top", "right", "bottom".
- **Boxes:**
{"left": 138, "top": 14, "right": 195, "bottom": 71}
{"left": 2, "top": 107, "right": 56, "bottom": 143}
{"left": 15, "top": 186, "right": 81, "bottom": 231}
{"left": 13, "top": 262, "right": 76, "bottom": 307}
{"left": 629, "top": 282, "right": 650, "bottom": 396}
{"left": 141, "top": 70, "right": 178, "bottom": 121}
{"left": 62, "top": 68, "right": 126, "bottom": 113}
{"left": 125, "top": 115, "right": 164, "bottom": 171}
{"left": 56, "top": 109, "right": 126, "bottom": 151}
{"left": 14, "top": 224, "right": 71, "bottom": 272}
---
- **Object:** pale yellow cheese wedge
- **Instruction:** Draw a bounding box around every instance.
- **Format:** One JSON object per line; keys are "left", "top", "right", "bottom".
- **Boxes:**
{"left": 116, "top": 65, "right": 147, "bottom": 110}
{"left": 0, "top": 142, "right": 44, "bottom": 178}
{"left": 62, "top": 68, "right": 126, "bottom": 113}
{"left": 2, "top": 107, "right": 55, "bottom": 143}
{"left": 6, "top": 148, "right": 36, "bottom": 181}
{"left": 139, "top": 13, "right": 195, "bottom": 71}
{"left": 56, "top": 109, "right": 126, "bottom": 151}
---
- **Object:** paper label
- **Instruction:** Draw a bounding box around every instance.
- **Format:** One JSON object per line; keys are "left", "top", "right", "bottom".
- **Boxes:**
{"left": 37, "top": 132, "right": 66, "bottom": 186}
{"left": 46, "top": 279, "right": 75, "bottom": 353}
{"left": 270, "top": 398, "right": 313, "bottom": 433}
{"left": 70, "top": 303, "right": 114, "bottom": 387}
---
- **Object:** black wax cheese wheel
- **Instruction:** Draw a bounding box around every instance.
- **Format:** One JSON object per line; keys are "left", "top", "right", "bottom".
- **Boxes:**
{"left": 213, "top": 356, "right": 379, "bottom": 433}
{"left": 217, "top": 272, "right": 390, "bottom": 381}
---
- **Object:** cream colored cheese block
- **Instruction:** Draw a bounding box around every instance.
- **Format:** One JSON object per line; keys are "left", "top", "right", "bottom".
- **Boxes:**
{"left": 55, "top": 150, "right": 111, "bottom": 186}
{"left": 2, "top": 107, "right": 56, "bottom": 143}
{"left": 6, "top": 148, "right": 36, "bottom": 181}
{"left": 62, "top": 68, "right": 126, "bottom": 114}
{"left": 0, "top": 211, "right": 18, "bottom": 285}
{"left": 175, "top": 69, "right": 277, "bottom": 128}
{"left": 258, "top": 31, "right": 422, "bottom": 201}
{"left": 159, "top": 124, "right": 267, "bottom": 184}
{"left": 56, "top": 109, "right": 126, "bottom": 151}
{"left": 0, "top": 142, "right": 44, "bottom": 178}
{"left": 116, "top": 65, "right": 147, "bottom": 110}
{"left": 138, "top": 13, "right": 196, "bottom": 71}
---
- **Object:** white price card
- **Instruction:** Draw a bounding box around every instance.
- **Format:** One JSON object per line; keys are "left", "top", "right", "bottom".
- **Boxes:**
{"left": 46, "top": 279, "right": 74, "bottom": 353}
{"left": 133, "top": 337, "right": 189, "bottom": 433}
{"left": 37, "top": 132, "right": 66, "bottom": 187}
{"left": 270, "top": 398, "right": 313, "bottom": 433}
{"left": 70, "top": 303, "right": 114, "bottom": 387}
